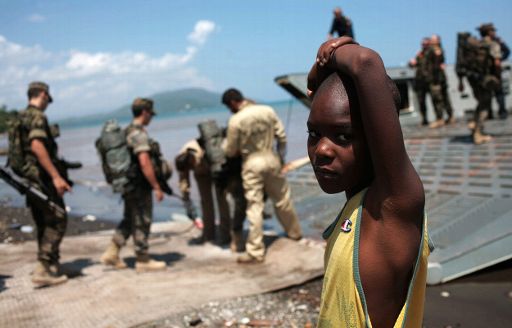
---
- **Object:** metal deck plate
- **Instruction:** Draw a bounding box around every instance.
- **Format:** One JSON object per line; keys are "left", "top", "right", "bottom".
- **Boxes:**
{"left": 287, "top": 126, "right": 512, "bottom": 284}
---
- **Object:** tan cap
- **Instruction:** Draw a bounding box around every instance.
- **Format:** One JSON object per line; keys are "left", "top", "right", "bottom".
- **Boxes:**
{"left": 132, "top": 97, "right": 156, "bottom": 115}
{"left": 28, "top": 81, "right": 53, "bottom": 103}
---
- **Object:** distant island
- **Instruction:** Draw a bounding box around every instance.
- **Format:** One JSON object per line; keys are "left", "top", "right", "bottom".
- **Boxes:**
{"left": 58, "top": 88, "right": 222, "bottom": 128}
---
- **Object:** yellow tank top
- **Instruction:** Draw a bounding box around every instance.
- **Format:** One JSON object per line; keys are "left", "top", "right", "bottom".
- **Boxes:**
{"left": 317, "top": 188, "right": 431, "bottom": 328}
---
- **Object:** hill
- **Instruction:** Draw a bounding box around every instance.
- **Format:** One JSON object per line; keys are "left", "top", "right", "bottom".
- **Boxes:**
{"left": 59, "top": 88, "right": 221, "bottom": 127}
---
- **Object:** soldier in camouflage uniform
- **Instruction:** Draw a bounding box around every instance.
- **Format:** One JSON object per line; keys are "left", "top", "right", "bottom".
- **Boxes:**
{"left": 487, "top": 26, "right": 510, "bottom": 119}
{"left": 426, "top": 34, "right": 455, "bottom": 128}
{"left": 100, "top": 98, "right": 166, "bottom": 272}
{"left": 19, "top": 82, "right": 71, "bottom": 287}
{"left": 409, "top": 37, "right": 432, "bottom": 126}
{"left": 460, "top": 24, "right": 502, "bottom": 144}
{"left": 222, "top": 88, "right": 302, "bottom": 264}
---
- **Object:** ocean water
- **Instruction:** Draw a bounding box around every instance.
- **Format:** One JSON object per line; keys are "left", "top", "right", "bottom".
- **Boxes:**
{"left": 0, "top": 100, "right": 312, "bottom": 227}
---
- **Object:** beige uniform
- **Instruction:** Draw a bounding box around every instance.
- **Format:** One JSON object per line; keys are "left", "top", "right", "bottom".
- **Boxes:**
{"left": 224, "top": 101, "right": 302, "bottom": 259}
{"left": 177, "top": 139, "right": 231, "bottom": 241}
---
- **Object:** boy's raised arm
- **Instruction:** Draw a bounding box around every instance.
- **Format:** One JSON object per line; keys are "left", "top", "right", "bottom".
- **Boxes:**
{"left": 309, "top": 40, "right": 423, "bottom": 209}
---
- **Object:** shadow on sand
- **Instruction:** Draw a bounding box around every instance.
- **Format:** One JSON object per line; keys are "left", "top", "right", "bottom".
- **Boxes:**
{"left": 0, "top": 274, "right": 11, "bottom": 293}
{"left": 123, "top": 252, "right": 185, "bottom": 268}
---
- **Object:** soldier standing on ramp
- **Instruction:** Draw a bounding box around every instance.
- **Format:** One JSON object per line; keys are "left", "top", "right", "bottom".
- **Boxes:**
{"left": 487, "top": 25, "right": 510, "bottom": 120}
{"left": 100, "top": 98, "right": 167, "bottom": 272}
{"left": 426, "top": 34, "right": 455, "bottom": 128}
{"left": 409, "top": 37, "right": 432, "bottom": 126}
{"left": 457, "top": 24, "right": 502, "bottom": 144}
{"left": 18, "top": 82, "right": 71, "bottom": 287}
{"left": 222, "top": 88, "right": 302, "bottom": 264}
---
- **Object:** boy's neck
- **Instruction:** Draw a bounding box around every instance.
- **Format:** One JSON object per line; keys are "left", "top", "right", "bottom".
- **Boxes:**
{"left": 346, "top": 178, "right": 372, "bottom": 199}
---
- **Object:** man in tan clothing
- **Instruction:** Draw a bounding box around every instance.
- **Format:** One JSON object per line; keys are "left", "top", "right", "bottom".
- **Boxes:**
{"left": 222, "top": 88, "right": 302, "bottom": 264}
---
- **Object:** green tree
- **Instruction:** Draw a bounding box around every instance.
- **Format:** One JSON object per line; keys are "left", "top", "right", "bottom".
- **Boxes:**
{"left": 0, "top": 105, "right": 17, "bottom": 133}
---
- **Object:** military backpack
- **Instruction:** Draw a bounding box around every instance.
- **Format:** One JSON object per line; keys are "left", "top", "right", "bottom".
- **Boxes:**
{"left": 456, "top": 32, "right": 498, "bottom": 90}
{"left": 95, "top": 120, "right": 133, "bottom": 193}
{"left": 96, "top": 120, "right": 173, "bottom": 195}
{"left": 6, "top": 111, "right": 28, "bottom": 177}
{"left": 197, "top": 120, "right": 226, "bottom": 179}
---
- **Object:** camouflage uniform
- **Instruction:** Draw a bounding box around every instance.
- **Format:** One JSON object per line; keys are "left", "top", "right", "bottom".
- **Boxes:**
{"left": 412, "top": 49, "right": 431, "bottom": 125}
{"left": 426, "top": 45, "right": 454, "bottom": 122}
{"left": 224, "top": 101, "right": 302, "bottom": 259}
{"left": 494, "top": 38, "right": 509, "bottom": 119}
{"left": 177, "top": 139, "right": 246, "bottom": 242}
{"left": 112, "top": 122, "right": 153, "bottom": 260}
{"left": 468, "top": 36, "right": 501, "bottom": 140}
{"left": 19, "top": 105, "right": 67, "bottom": 266}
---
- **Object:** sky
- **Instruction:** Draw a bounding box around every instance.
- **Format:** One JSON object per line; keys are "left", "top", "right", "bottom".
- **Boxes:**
{"left": 0, "top": 0, "right": 511, "bottom": 119}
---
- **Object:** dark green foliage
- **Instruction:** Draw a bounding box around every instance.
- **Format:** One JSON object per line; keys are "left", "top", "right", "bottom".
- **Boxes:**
{"left": 0, "top": 105, "right": 18, "bottom": 133}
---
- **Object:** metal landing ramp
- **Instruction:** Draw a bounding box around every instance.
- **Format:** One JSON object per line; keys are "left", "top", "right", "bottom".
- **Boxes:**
{"left": 276, "top": 70, "right": 512, "bottom": 285}
{"left": 286, "top": 123, "right": 512, "bottom": 285}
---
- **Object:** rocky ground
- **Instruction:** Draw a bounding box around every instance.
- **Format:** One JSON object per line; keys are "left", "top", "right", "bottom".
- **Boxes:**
{"left": 135, "top": 279, "right": 322, "bottom": 328}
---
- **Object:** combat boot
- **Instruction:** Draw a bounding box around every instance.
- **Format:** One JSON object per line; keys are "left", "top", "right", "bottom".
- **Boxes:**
{"left": 445, "top": 117, "right": 456, "bottom": 125}
{"left": 499, "top": 110, "right": 508, "bottom": 120}
{"left": 230, "top": 230, "right": 245, "bottom": 253}
{"left": 429, "top": 119, "right": 444, "bottom": 129}
{"left": 31, "top": 261, "right": 68, "bottom": 287}
{"left": 100, "top": 242, "right": 127, "bottom": 269}
{"left": 236, "top": 253, "right": 264, "bottom": 264}
{"left": 135, "top": 259, "right": 166, "bottom": 273}
{"left": 473, "top": 131, "right": 492, "bottom": 145}
{"left": 32, "top": 261, "right": 46, "bottom": 276}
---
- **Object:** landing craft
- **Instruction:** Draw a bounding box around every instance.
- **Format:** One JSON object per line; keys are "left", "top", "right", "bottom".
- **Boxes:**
{"left": 275, "top": 62, "right": 512, "bottom": 121}
{"left": 276, "top": 62, "right": 512, "bottom": 284}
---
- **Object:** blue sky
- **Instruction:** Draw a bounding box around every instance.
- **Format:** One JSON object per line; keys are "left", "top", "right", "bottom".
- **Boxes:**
{"left": 0, "top": 0, "right": 511, "bottom": 119}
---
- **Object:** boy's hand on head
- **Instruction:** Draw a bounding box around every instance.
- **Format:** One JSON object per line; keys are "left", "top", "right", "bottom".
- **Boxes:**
{"left": 316, "top": 36, "right": 357, "bottom": 67}
{"left": 308, "top": 37, "right": 357, "bottom": 98}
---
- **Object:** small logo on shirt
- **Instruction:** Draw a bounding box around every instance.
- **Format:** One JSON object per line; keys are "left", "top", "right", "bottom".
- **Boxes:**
{"left": 340, "top": 219, "right": 352, "bottom": 233}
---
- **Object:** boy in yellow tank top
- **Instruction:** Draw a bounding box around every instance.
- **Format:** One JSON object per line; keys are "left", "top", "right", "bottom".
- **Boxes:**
{"left": 306, "top": 37, "right": 431, "bottom": 327}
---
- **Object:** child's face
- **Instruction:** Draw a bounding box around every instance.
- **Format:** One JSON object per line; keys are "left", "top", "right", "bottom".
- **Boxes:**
{"left": 307, "top": 76, "right": 370, "bottom": 195}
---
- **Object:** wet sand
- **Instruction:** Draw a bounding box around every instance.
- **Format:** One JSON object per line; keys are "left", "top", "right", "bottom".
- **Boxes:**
{"left": 0, "top": 205, "right": 116, "bottom": 244}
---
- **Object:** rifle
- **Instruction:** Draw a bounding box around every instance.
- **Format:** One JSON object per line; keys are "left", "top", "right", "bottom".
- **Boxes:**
{"left": 55, "top": 158, "right": 82, "bottom": 187}
{"left": 0, "top": 167, "right": 66, "bottom": 218}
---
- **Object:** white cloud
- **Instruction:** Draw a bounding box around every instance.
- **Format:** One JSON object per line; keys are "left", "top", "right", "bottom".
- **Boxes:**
{"left": 188, "top": 20, "right": 216, "bottom": 45}
{"left": 0, "top": 20, "right": 217, "bottom": 119}
{"left": 27, "top": 13, "right": 46, "bottom": 23}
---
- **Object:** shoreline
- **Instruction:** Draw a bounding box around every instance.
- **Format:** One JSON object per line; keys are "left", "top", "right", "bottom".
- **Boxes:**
{"left": 0, "top": 205, "right": 116, "bottom": 244}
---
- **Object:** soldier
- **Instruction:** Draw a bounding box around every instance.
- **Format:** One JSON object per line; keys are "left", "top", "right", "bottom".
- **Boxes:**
{"left": 100, "top": 98, "right": 166, "bottom": 272}
{"left": 461, "top": 24, "right": 501, "bottom": 144}
{"left": 487, "top": 25, "right": 510, "bottom": 119}
{"left": 409, "top": 37, "right": 432, "bottom": 126}
{"left": 327, "top": 7, "right": 354, "bottom": 40}
{"left": 18, "top": 82, "right": 71, "bottom": 287}
{"left": 426, "top": 34, "right": 455, "bottom": 128}
{"left": 175, "top": 138, "right": 246, "bottom": 251}
{"left": 222, "top": 88, "right": 302, "bottom": 264}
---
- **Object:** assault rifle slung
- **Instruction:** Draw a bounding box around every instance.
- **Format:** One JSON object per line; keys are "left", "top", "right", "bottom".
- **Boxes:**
{"left": 0, "top": 167, "right": 66, "bottom": 218}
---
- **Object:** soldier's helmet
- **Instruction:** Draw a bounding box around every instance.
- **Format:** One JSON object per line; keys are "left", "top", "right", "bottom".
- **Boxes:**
{"left": 28, "top": 81, "right": 53, "bottom": 103}
{"left": 132, "top": 98, "right": 156, "bottom": 116}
